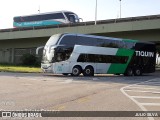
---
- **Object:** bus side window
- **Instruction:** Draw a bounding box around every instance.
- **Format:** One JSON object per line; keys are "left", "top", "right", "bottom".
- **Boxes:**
{"left": 60, "top": 35, "right": 77, "bottom": 47}
{"left": 98, "top": 39, "right": 120, "bottom": 48}
{"left": 96, "top": 39, "right": 105, "bottom": 47}
{"left": 69, "top": 15, "right": 76, "bottom": 23}
{"left": 77, "top": 36, "right": 96, "bottom": 46}
{"left": 124, "top": 42, "right": 135, "bottom": 49}
{"left": 77, "top": 54, "right": 85, "bottom": 62}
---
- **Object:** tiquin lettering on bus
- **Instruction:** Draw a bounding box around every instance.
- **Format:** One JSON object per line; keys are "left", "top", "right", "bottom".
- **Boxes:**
{"left": 135, "top": 51, "right": 154, "bottom": 57}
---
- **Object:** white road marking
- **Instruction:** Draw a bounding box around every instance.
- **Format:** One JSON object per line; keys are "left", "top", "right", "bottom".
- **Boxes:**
{"left": 131, "top": 96, "right": 160, "bottom": 99}
{"left": 120, "top": 78, "right": 160, "bottom": 120}
{"left": 140, "top": 103, "right": 160, "bottom": 106}
{"left": 127, "top": 86, "right": 160, "bottom": 90}
{"left": 124, "top": 90, "right": 160, "bottom": 93}
{"left": 138, "top": 83, "right": 160, "bottom": 85}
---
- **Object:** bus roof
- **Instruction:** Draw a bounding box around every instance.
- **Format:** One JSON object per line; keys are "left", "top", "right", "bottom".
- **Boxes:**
{"left": 14, "top": 10, "right": 76, "bottom": 18}
{"left": 60, "top": 33, "right": 123, "bottom": 41}
{"left": 58, "top": 33, "right": 155, "bottom": 44}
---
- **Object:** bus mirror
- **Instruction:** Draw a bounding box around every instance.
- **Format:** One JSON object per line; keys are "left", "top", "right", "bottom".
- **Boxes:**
{"left": 36, "top": 46, "right": 44, "bottom": 55}
{"left": 78, "top": 18, "right": 83, "bottom": 22}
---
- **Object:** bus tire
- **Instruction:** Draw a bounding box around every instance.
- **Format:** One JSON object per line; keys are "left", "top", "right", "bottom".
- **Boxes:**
{"left": 134, "top": 68, "right": 142, "bottom": 76}
{"left": 71, "top": 66, "right": 82, "bottom": 76}
{"left": 124, "top": 68, "right": 133, "bottom": 76}
{"left": 83, "top": 66, "right": 94, "bottom": 76}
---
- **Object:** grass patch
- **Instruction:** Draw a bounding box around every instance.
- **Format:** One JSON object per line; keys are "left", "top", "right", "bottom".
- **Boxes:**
{"left": 0, "top": 64, "right": 41, "bottom": 73}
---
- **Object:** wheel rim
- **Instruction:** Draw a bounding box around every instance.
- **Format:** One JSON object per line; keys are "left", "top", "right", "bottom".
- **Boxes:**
{"left": 136, "top": 69, "right": 141, "bottom": 75}
{"left": 128, "top": 69, "right": 133, "bottom": 76}
{"left": 86, "top": 69, "right": 91, "bottom": 75}
{"left": 73, "top": 68, "right": 79, "bottom": 75}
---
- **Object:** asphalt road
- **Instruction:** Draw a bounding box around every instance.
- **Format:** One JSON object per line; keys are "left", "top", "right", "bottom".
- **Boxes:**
{"left": 0, "top": 72, "right": 160, "bottom": 120}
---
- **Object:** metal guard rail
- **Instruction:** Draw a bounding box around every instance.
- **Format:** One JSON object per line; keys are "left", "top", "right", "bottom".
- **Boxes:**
{"left": 1, "top": 14, "right": 160, "bottom": 33}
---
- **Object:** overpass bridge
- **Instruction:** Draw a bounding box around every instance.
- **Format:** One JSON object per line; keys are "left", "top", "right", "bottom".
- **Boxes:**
{"left": 0, "top": 14, "right": 160, "bottom": 64}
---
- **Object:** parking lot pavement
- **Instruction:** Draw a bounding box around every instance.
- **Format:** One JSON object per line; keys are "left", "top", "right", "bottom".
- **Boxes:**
{"left": 0, "top": 72, "right": 160, "bottom": 120}
{"left": 121, "top": 78, "right": 160, "bottom": 120}
{"left": 121, "top": 78, "right": 160, "bottom": 108}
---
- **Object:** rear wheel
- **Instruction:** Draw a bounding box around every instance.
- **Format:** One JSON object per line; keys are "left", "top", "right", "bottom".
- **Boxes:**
{"left": 134, "top": 68, "right": 142, "bottom": 76}
{"left": 124, "top": 68, "right": 133, "bottom": 76}
{"left": 71, "top": 66, "right": 81, "bottom": 76}
{"left": 83, "top": 66, "right": 94, "bottom": 76}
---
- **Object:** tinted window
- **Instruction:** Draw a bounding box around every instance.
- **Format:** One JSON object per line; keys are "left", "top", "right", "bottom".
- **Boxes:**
{"left": 42, "top": 13, "right": 65, "bottom": 20}
{"left": 124, "top": 42, "right": 135, "bottom": 49}
{"left": 68, "top": 15, "right": 76, "bottom": 23}
{"left": 102, "top": 39, "right": 123, "bottom": 48}
{"left": 77, "top": 36, "right": 97, "bottom": 46}
{"left": 14, "top": 17, "right": 24, "bottom": 22}
{"left": 77, "top": 54, "right": 128, "bottom": 64}
{"left": 96, "top": 38, "right": 105, "bottom": 46}
{"left": 59, "top": 35, "right": 77, "bottom": 46}
{"left": 14, "top": 13, "right": 65, "bottom": 22}
{"left": 64, "top": 12, "right": 74, "bottom": 20}
{"left": 77, "top": 54, "right": 95, "bottom": 62}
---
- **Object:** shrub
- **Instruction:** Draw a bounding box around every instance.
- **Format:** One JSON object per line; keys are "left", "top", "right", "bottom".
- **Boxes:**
{"left": 20, "top": 54, "right": 40, "bottom": 67}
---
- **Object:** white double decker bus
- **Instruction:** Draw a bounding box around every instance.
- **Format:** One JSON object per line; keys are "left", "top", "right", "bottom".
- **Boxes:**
{"left": 37, "top": 33, "right": 156, "bottom": 76}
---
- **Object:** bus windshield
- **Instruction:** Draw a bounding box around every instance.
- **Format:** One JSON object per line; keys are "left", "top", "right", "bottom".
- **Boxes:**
{"left": 41, "top": 34, "right": 62, "bottom": 64}
{"left": 46, "top": 34, "right": 62, "bottom": 46}
{"left": 64, "top": 12, "right": 79, "bottom": 23}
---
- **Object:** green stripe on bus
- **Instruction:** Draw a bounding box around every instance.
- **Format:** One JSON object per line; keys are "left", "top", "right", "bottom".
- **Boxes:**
{"left": 107, "top": 48, "right": 134, "bottom": 74}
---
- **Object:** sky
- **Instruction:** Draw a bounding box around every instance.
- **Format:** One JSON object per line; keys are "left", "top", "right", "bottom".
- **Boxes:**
{"left": 0, "top": 0, "right": 160, "bottom": 29}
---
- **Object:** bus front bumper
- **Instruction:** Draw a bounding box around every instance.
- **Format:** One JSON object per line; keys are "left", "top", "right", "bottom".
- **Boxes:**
{"left": 41, "top": 64, "right": 52, "bottom": 73}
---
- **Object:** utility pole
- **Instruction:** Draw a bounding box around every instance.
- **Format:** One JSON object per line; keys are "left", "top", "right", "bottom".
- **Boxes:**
{"left": 119, "top": 0, "right": 121, "bottom": 18}
{"left": 38, "top": 5, "right": 40, "bottom": 13}
{"left": 95, "top": 0, "right": 97, "bottom": 25}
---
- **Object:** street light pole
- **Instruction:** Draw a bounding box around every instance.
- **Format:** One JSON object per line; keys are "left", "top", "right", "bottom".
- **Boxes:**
{"left": 38, "top": 5, "right": 40, "bottom": 13}
{"left": 95, "top": 0, "right": 97, "bottom": 25}
{"left": 119, "top": 0, "right": 121, "bottom": 18}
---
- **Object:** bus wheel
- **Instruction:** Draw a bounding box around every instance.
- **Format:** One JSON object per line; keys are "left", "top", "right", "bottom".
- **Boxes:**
{"left": 83, "top": 66, "right": 94, "bottom": 76}
{"left": 124, "top": 68, "right": 133, "bottom": 76}
{"left": 134, "top": 68, "right": 142, "bottom": 76}
{"left": 71, "top": 66, "right": 81, "bottom": 76}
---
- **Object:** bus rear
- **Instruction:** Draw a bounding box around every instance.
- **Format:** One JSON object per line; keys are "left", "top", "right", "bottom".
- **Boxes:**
{"left": 128, "top": 42, "right": 156, "bottom": 74}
